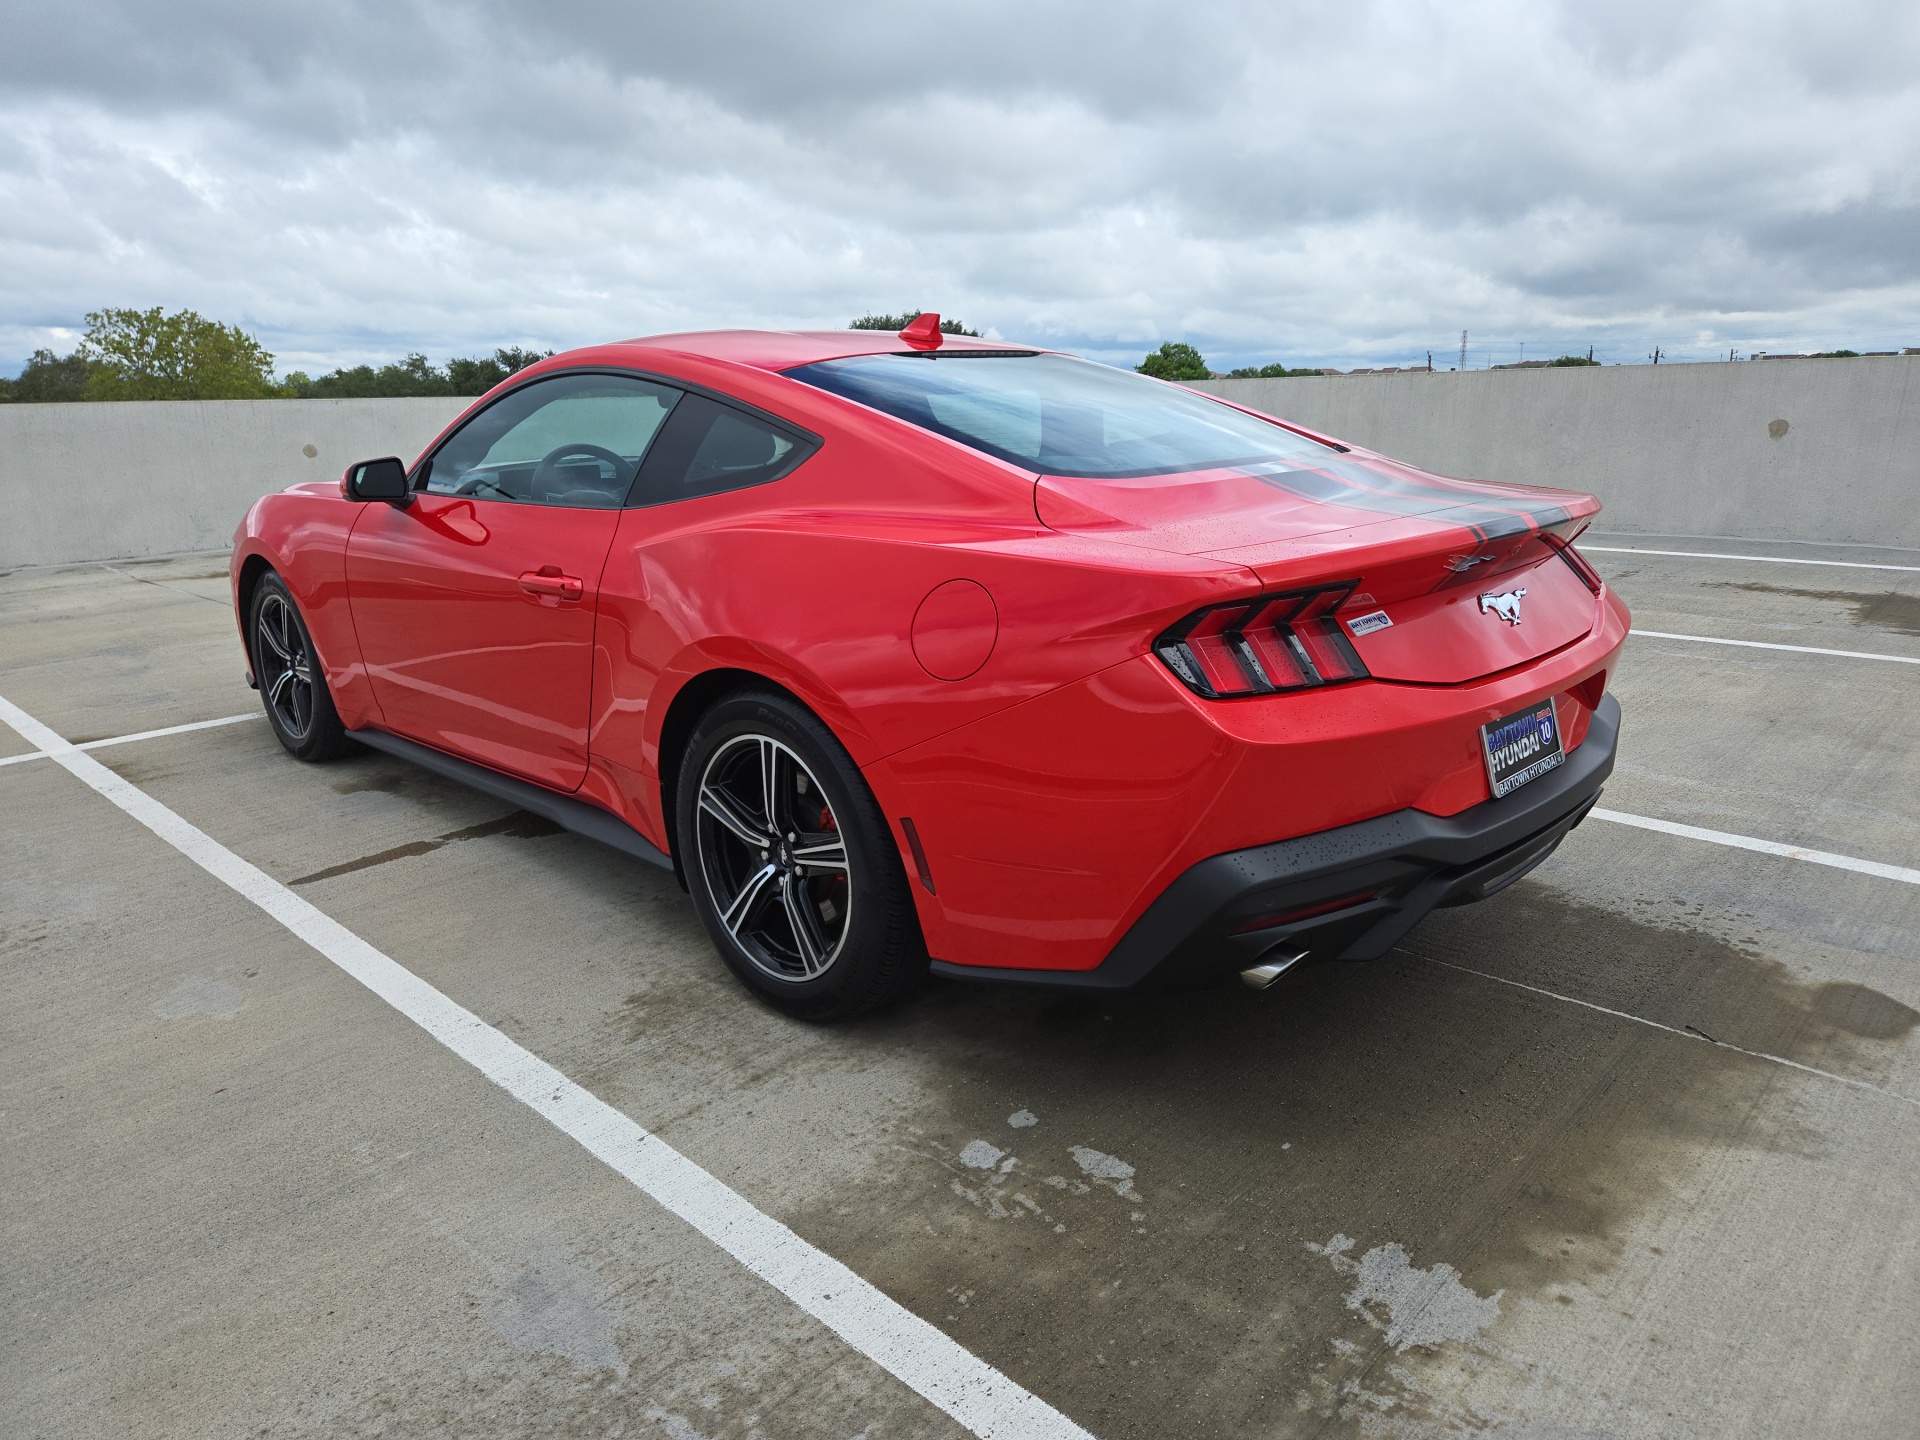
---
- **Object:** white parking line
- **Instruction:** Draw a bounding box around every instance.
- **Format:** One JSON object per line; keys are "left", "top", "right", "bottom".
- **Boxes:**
{"left": 1405, "top": 951, "right": 1920, "bottom": 1111}
{"left": 1584, "top": 545, "right": 1920, "bottom": 574}
{"left": 0, "top": 691, "right": 1093, "bottom": 1440}
{"left": 1630, "top": 629, "right": 1920, "bottom": 665}
{"left": 1591, "top": 808, "right": 1920, "bottom": 886}
{"left": 0, "top": 711, "right": 261, "bottom": 768}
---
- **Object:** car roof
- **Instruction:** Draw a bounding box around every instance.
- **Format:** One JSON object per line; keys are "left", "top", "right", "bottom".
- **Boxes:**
{"left": 615, "top": 328, "right": 1042, "bottom": 372}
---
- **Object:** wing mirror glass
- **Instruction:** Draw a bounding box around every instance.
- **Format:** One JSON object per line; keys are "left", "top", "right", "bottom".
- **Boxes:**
{"left": 346, "top": 456, "right": 410, "bottom": 504}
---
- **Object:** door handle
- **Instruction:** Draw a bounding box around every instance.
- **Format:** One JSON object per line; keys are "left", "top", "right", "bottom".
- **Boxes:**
{"left": 519, "top": 567, "right": 584, "bottom": 601}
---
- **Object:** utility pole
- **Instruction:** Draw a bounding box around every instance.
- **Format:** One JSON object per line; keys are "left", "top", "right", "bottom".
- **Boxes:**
{"left": 1459, "top": 331, "right": 1468, "bottom": 371}
{"left": 1650, "top": 346, "right": 1662, "bottom": 365}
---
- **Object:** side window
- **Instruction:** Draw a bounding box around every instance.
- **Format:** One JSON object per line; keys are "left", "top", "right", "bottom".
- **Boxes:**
{"left": 628, "top": 393, "right": 818, "bottom": 508}
{"left": 422, "top": 373, "right": 682, "bottom": 507}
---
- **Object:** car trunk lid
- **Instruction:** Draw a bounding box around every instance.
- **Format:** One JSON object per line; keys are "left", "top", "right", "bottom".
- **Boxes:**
{"left": 1036, "top": 453, "right": 1604, "bottom": 684}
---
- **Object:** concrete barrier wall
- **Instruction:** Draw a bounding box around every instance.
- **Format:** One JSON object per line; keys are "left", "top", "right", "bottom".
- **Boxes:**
{"left": 4, "top": 355, "right": 1917, "bottom": 567}
{"left": 0, "top": 396, "right": 472, "bottom": 568}
{"left": 1193, "top": 355, "right": 1920, "bottom": 547}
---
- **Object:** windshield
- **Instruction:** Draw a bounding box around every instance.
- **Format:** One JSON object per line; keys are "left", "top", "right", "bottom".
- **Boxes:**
{"left": 784, "top": 351, "right": 1338, "bottom": 478}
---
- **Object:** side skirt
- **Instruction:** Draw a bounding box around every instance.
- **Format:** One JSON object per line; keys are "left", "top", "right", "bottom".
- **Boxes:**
{"left": 347, "top": 727, "right": 673, "bottom": 872}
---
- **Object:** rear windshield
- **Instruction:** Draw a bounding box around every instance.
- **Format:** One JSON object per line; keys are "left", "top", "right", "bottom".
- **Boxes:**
{"left": 784, "top": 351, "right": 1338, "bottom": 478}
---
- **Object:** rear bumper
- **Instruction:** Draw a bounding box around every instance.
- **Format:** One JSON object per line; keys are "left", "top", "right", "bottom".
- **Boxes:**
{"left": 931, "top": 692, "right": 1618, "bottom": 991}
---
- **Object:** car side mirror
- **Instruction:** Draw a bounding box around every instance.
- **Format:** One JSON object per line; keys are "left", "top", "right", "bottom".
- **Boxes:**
{"left": 346, "top": 456, "right": 411, "bottom": 505}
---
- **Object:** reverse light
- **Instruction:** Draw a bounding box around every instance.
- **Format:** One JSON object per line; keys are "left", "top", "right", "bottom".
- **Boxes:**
{"left": 1232, "top": 891, "right": 1379, "bottom": 934}
{"left": 1154, "top": 583, "right": 1371, "bottom": 699}
{"left": 1573, "top": 669, "right": 1609, "bottom": 712}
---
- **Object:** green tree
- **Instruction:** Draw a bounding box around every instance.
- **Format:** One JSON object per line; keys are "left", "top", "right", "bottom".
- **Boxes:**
{"left": 323, "top": 353, "right": 445, "bottom": 397}
{"left": 443, "top": 357, "right": 500, "bottom": 394}
{"left": 445, "top": 347, "right": 553, "bottom": 394}
{"left": 1548, "top": 354, "right": 1599, "bottom": 367}
{"left": 849, "top": 311, "right": 981, "bottom": 336}
{"left": 1, "top": 348, "right": 101, "bottom": 402}
{"left": 494, "top": 346, "right": 551, "bottom": 375}
{"left": 9, "top": 323, "right": 557, "bottom": 403}
{"left": 80, "top": 307, "right": 281, "bottom": 400}
{"left": 1226, "top": 361, "right": 1322, "bottom": 378}
{"left": 1137, "top": 342, "right": 1211, "bottom": 381}
{"left": 288, "top": 346, "right": 552, "bottom": 399}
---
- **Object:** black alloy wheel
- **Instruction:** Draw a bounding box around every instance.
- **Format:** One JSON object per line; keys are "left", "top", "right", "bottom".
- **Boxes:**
{"left": 249, "top": 572, "right": 351, "bottom": 761}
{"left": 678, "top": 691, "right": 925, "bottom": 1020}
{"left": 697, "top": 732, "right": 851, "bottom": 980}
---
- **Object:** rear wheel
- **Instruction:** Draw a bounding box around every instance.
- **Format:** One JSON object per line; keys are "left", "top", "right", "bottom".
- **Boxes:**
{"left": 677, "top": 690, "right": 925, "bottom": 1020}
{"left": 250, "top": 572, "right": 351, "bottom": 761}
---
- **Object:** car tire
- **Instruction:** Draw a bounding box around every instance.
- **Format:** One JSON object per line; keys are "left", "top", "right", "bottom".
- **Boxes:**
{"left": 677, "top": 689, "right": 926, "bottom": 1021}
{"left": 249, "top": 572, "right": 352, "bottom": 762}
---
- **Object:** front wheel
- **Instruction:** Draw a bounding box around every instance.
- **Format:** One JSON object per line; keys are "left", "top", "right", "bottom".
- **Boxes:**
{"left": 250, "top": 572, "right": 352, "bottom": 761}
{"left": 677, "top": 690, "right": 926, "bottom": 1021}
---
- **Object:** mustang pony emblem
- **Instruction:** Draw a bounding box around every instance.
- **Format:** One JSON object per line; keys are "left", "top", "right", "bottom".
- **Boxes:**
{"left": 1478, "top": 588, "right": 1527, "bottom": 625}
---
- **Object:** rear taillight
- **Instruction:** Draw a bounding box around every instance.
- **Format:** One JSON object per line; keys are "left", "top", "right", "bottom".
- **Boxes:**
{"left": 1154, "top": 583, "right": 1371, "bottom": 699}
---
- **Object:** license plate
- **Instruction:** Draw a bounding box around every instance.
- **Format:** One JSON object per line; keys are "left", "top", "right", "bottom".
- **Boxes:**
{"left": 1481, "top": 698, "right": 1564, "bottom": 798}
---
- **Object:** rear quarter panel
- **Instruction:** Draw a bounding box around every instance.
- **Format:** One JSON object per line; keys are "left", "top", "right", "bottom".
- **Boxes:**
{"left": 577, "top": 405, "right": 1255, "bottom": 852}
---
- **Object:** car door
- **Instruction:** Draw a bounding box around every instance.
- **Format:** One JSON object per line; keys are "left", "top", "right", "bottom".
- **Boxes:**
{"left": 587, "top": 391, "right": 823, "bottom": 803}
{"left": 346, "top": 371, "right": 682, "bottom": 791}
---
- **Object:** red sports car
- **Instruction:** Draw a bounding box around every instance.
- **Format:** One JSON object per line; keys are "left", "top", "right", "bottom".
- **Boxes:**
{"left": 232, "top": 317, "right": 1625, "bottom": 1019}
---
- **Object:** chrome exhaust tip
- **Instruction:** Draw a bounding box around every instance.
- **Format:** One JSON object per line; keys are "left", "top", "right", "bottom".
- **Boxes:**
{"left": 1240, "top": 948, "right": 1309, "bottom": 990}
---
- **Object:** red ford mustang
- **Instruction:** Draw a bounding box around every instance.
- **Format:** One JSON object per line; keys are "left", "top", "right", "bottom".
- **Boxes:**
{"left": 232, "top": 318, "right": 1626, "bottom": 1019}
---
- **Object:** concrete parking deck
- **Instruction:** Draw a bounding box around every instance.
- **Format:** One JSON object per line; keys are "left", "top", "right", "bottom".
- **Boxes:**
{"left": 4, "top": 539, "right": 1918, "bottom": 1438}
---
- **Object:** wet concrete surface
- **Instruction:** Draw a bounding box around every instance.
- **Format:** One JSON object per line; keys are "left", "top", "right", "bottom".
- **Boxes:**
{"left": 3, "top": 546, "right": 1918, "bottom": 1438}
{"left": 1707, "top": 582, "right": 1920, "bottom": 636}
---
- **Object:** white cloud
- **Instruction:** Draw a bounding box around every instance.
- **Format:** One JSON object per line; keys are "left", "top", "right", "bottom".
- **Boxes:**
{"left": 2, "top": 0, "right": 1917, "bottom": 374}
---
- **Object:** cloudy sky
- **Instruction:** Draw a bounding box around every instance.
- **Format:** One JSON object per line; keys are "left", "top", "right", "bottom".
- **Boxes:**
{"left": 3, "top": 1, "right": 1917, "bottom": 376}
